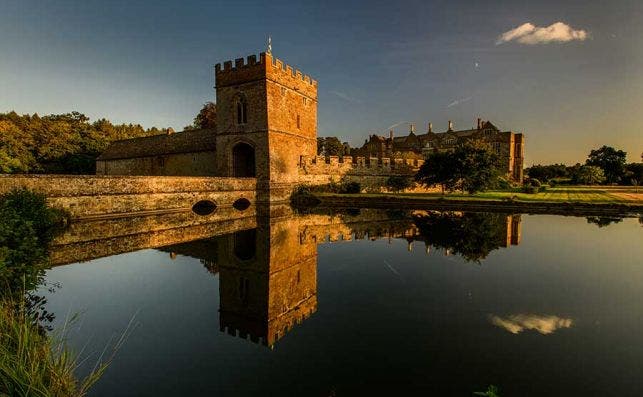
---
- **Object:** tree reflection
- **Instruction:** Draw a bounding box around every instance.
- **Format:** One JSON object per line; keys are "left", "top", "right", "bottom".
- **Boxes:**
{"left": 586, "top": 216, "right": 623, "bottom": 228}
{"left": 412, "top": 212, "right": 519, "bottom": 262}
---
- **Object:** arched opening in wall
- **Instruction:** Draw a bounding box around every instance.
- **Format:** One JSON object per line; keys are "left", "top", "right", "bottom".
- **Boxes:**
{"left": 233, "top": 198, "right": 251, "bottom": 211}
{"left": 233, "top": 229, "right": 256, "bottom": 261}
{"left": 192, "top": 200, "right": 217, "bottom": 215}
{"left": 232, "top": 143, "right": 256, "bottom": 177}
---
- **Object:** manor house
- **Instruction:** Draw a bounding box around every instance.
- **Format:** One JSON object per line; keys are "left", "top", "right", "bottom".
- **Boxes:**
{"left": 353, "top": 119, "right": 525, "bottom": 182}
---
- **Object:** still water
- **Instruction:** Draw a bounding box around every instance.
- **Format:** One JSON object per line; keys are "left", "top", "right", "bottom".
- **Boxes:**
{"left": 40, "top": 207, "right": 642, "bottom": 396}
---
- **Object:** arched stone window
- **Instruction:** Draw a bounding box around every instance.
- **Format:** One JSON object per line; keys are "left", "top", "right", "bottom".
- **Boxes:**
{"left": 236, "top": 95, "right": 247, "bottom": 125}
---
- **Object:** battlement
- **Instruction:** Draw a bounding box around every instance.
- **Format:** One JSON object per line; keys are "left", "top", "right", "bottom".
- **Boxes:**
{"left": 268, "top": 53, "right": 318, "bottom": 87}
{"left": 215, "top": 52, "right": 318, "bottom": 90}
{"left": 298, "top": 155, "right": 423, "bottom": 175}
{"left": 215, "top": 53, "right": 265, "bottom": 74}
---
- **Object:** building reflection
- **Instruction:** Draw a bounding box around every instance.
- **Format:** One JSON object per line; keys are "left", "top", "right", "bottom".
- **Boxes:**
{"left": 50, "top": 205, "right": 523, "bottom": 347}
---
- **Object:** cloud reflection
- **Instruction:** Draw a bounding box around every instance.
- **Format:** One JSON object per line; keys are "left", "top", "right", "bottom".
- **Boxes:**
{"left": 490, "top": 314, "right": 573, "bottom": 335}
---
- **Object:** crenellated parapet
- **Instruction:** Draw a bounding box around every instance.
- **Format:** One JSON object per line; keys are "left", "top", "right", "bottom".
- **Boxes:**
{"left": 298, "top": 155, "right": 424, "bottom": 176}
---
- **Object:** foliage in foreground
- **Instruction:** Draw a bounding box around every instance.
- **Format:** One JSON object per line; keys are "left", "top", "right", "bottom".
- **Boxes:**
{"left": 415, "top": 144, "right": 500, "bottom": 194}
{"left": 0, "top": 189, "right": 67, "bottom": 294}
{"left": 0, "top": 295, "right": 108, "bottom": 397}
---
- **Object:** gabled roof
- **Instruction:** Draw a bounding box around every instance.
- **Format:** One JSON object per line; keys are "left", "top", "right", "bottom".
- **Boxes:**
{"left": 97, "top": 129, "right": 217, "bottom": 161}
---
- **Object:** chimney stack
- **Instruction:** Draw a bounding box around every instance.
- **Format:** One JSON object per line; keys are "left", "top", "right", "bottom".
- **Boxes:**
{"left": 477, "top": 118, "right": 481, "bottom": 130}
{"left": 389, "top": 130, "right": 394, "bottom": 140}
{"left": 428, "top": 122, "right": 432, "bottom": 133}
{"left": 448, "top": 120, "right": 453, "bottom": 131}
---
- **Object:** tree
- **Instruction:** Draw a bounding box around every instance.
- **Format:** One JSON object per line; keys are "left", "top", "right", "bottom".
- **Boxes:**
{"left": 386, "top": 176, "right": 414, "bottom": 192}
{"left": 416, "top": 144, "right": 500, "bottom": 194}
{"left": 571, "top": 165, "right": 606, "bottom": 185}
{"left": 525, "top": 164, "right": 568, "bottom": 182}
{"left": 623, "top": 163, "right": 643, "bottom": 187}
{"left": 316, "top": 137, "right": 345, "bottom": 156}
{"left": 586, "top": 145, "right": 627, "bottom": 184}
{"left": 193, "top": 102, "right": 217, "bottom": 129}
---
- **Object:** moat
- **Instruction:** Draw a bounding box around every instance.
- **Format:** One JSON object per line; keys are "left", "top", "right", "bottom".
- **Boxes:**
{"left": 39, "top": 207, "right": 642, "bottom": 396}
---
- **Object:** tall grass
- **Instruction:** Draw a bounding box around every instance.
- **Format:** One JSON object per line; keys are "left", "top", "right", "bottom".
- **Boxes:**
{"left": 0, "top": 294, "right": 110, "bottom": 397}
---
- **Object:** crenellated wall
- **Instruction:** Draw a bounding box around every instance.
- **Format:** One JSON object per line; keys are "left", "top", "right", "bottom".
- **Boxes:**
{"left": 296, "top": 155, "right": 435, "bottom": 192}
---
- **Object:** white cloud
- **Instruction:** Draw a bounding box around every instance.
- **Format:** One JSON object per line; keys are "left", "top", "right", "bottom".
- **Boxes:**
{"left": 331, "top": 90, "right": 362, "bottom": 104}
{"left": 447, "top": 96, "right": 473, "bottom": 108}
{"left": 496, "top": 22, "right": 588, "bottom": 45}
{"left": 490, "top": 314, "right": 573, "bottom": 335}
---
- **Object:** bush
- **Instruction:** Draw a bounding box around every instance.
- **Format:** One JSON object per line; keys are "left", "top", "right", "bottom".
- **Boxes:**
{"left": 385, "top": 176, "right": 413, "bottom": 193}
{"left": 340, "top": 181, "right": 361, "bottom": 194}
{"left": 494, "top": 177, "right": 512, "bottom": 191}
{"left": 528, "top": 178, "right": 542, "bottom": 187}
{"left": 0, "top": 189, "right": 67, "bottom": 293}
{"left": 522, "top": 186, "right": 539, "bottom": 194}
{"left": 289, "top": 185, "right": 321, "bottom": 209}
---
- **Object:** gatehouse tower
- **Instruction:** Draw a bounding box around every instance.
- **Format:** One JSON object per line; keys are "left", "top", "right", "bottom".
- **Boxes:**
{"left": 214, "top": 52, "right": 318, "bottom": 201}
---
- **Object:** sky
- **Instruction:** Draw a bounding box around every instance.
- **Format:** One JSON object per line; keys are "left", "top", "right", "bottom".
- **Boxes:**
{"left": 1, "top": 0, "right": 642, "bottom": 165}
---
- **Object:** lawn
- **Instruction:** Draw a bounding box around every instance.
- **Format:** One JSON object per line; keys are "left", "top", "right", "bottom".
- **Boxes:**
{"left": 319, "top": 186, "right": 643, "bottom": 205}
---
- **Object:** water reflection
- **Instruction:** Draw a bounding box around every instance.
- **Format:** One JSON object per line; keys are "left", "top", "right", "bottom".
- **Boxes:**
{"left": 490, "top": 314, "right": 573, "bottom": 335}
{"left": 49, "top": 206, "right": 528, "bottom": 347}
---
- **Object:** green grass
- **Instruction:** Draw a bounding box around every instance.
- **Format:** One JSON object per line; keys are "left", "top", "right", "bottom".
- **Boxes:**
{"left": 318, "top": 186, "right": 642, "bottom": 205}
{"left": 0, "top": 295, "right": 110, "bottom": 397}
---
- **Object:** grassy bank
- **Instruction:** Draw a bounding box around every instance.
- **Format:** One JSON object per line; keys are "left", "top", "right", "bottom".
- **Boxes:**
{"left": 312, "top": 186, "right": 643, "bottom": 216}
{"left": 0, "top": 189, "right": 110, "bottom": 397}
{"left": 0, "top": 296, "right": 106, "bottom": 397}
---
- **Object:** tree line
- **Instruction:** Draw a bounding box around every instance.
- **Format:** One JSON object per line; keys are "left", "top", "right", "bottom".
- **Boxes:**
{"left": 0, "top": 103, "right": 217, "bottom": 175}
{"left": 525, "top": 146, "right": 642, "bottom": 186}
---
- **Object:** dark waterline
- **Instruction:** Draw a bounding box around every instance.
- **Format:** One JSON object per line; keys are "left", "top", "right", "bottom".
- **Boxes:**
{"left": 41, "top": 210, "right": 643, "bottom": 396}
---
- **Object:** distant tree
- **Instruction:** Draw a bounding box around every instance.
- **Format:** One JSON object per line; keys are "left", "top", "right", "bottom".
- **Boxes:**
{"left": 416, "top": 144, "right": 499, "bottom": 194}
{"left": 0, "top": 111, "right": 165, "bottom": 174}
{"left": 586, "top": 145, "right": 627, "bottom": 184}
{"left": 525, "top": 163, "right": 568, "bottom": 182}
{"left": 571, "top": 165, "right": 606, "bottom": 185}
{"left": 316, "top": 137, "right": 345, "bottom": 156}
{"left": 193, "top": 102, "right": 217, "bottom": 129}
{"left": 623, "top": 163, "right": 643, "bottom": 187}
{"left": 386, "top": 176, "right": 414, "bottom": 192}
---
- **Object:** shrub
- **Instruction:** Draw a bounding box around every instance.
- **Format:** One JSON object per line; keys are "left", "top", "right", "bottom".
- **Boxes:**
{"left": 385, "top": 176, "right": 413, "bottom": 193}
{"left": 0, "top": 189, "right": 68, "bottom": 294}
{"left": 522, "top": 185, "right": 539, "bottom": 194}
{"left": 340, "top": 181, "right": 361, "bottom": 194}
{"left": 289, "top": 185, "right": 321, "bottom": 209}
{"left": 528, "top": 178, "right": 542, "bottom": 187}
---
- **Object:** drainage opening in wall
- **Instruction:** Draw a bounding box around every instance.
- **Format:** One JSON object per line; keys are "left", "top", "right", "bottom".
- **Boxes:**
{"left": 192, "top": 200, "right": 217, "bottom": 215}
{"left": 233, "top": 198, "right": 251, "bottom": 211}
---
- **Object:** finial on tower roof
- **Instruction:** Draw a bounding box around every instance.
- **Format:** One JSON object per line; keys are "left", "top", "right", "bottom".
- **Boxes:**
{"left": 267, "top": 35, "right": 272, "bottom": 54}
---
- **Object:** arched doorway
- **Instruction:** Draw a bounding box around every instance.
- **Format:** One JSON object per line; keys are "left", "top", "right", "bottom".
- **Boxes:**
{"left": 232, "top": 142, "right": 255, "bottom": 177}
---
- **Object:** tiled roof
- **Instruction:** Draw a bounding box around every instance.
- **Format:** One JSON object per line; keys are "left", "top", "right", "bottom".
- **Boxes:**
{"left": 97, "top": 129, "right": 217, "bottom": 161}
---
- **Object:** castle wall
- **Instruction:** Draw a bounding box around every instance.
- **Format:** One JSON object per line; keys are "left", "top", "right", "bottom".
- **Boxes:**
{"left": 0, "top": 175, "right": 256, "bottom": 219}
{"left": 96, "top": 151, "right": 218, "bottom": 176}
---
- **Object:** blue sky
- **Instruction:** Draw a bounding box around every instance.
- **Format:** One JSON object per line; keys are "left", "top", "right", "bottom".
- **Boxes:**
{"left": 1, "top": 0, "right": 641, "bottom": 164}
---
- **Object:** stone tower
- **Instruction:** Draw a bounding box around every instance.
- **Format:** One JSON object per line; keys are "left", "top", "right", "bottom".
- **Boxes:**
{"left": 214, "top": 52, "right": 318, "bottom": 202}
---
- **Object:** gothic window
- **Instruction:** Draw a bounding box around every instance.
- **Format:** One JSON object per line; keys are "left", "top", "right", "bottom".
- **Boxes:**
{"left": 296, "top": 114, "right": 300, "bottom": 129}
{"left": 236, "top": 95, "right": 247, "bottom": 125}
{"left": 302, "top": 97, "right": 308, "bottom": 106}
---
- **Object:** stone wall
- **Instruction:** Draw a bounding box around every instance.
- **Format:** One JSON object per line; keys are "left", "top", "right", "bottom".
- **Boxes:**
{"left": 0, "top": 175, "right": 256, "bottom": 219}
{"left": 297, "top": 155, "right": 438, "bottom": 193}
{"left": 96, "top": 151, "right": 218, "bottom": 176}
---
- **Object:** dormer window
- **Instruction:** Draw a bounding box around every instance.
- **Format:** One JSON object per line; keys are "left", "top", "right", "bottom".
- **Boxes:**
{"left": 236, "top": 96, "right": 247, "bottom": 125}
